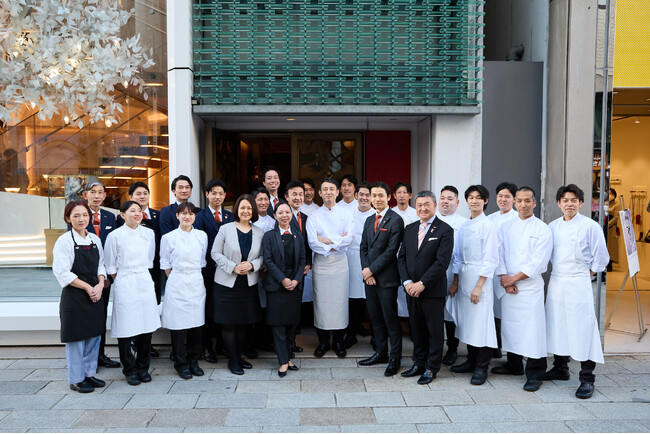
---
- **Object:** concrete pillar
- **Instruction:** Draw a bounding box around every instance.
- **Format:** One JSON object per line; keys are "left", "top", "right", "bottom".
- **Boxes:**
{"left": 167, "top": 0, "right": 201, "bottom": 205}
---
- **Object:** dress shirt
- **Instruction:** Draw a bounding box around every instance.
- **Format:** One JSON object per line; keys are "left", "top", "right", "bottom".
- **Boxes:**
{"left": 52, "top": 230, "right": 107, "bottom": 288}
{"left": 278, "top": 226, "right": 292, "bottom": 235}
{"left": 209, "top": 205, "right": 222, "bottom": 222}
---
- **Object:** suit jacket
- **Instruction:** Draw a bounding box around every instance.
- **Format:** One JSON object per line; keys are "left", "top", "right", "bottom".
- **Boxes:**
{"left": 289, "top": 211, "right": 312, "bottom": 266}
{"left": 262, "top": 225, "right": 306, "bottom": 292}
{"left": 211, "top": 222, "right": 264, "bottom": 287}
{"left": 194, "top": 207, "right": 235, "bottom": 268}
{"left": 360, "top": 208, "right": 404, "bottom": 288}
{"left": 267, "top": 196, "right": 286, "bottom": 217}
{"left": 160, "top": 202, "right": 202, "bottom": 236}
{"left": 397, "top": 216, "right": 454, "bottom": 298}
{"left": 84, "top": 208, "right": 117, "bottom": 246}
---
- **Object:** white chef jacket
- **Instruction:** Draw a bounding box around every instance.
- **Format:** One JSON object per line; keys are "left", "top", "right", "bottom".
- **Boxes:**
{"left": 347, "top": 207, "right": 376, "bottom": 299}
{"left": 53, "top": 230, "right": 106, "bottom": 288}
{"left": 435, "top": 211, "right": 469, "bottom": 322}
{"left": 488, "top": 208, "right": 518, "bottom": 318}
{"left": 300, "top": 202, "right": 320, "bottom": 216}
{"left": 392, "top": 206, "right": 419, "bottom": 227}
{"left": 337, "top": 198, "right": 358, "bottom": 214}
{"left": 306, "top": 203, "right": 354, "bottom": 257}
{"left": 254, "top": 214, "right": 276, "bottom": 233}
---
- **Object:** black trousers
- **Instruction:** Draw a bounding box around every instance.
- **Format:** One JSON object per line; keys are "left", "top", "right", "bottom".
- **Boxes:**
{"left": 365, "top": 285, "right": 402, "bottom": 360}
{"left": 467, "top": 345, "right": 492, "bottom": 371}
{"left": 407, "top": 295, "right": 444, "bottom": 372}
{"left": 504, "top": 352, "right": 548, "bottom": 380}
{"left": 170, "top": 327, "right": 202, "bottom": 372}
{"left": 444, "top": 320, "right": 459, "bottom": 352}
{"left": 552, "top": 355, "right": 597, "bottom": 384}
{"left": 98, "top": 284, "right": 111, "bottom": 359}
{"left": 494, "top": 317, "right": 502, "bottom": 350}
{"left": 117, "top": 333, "right": 152, "bottom": 376}
{"left": 346, "top": 298, "right": 367, "bottom": 337}
{"left": 316, "top": 328, "right": 345, "bottom": 346}
{"left": 272, "top": 324, "right": 297, "bottom": 365}
{"left": 201, "top": 266, "right": 219, "bottom": 354}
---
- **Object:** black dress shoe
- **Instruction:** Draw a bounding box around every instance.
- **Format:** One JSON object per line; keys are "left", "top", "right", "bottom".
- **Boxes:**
{"left": 343, "top": 335, "right": 357, "bottom": 349}
{"left": 84, "top": 376, "right": 105, "bottom": 388}
{"left": 139, "top": 371, "right": 152, "bottom": 383}
{"left": 441, "top": 351, "right": 458, "bottom": 366}
{"left": 575, "top": 382, "right": 594, "bottom": 399}
{"left": 492, "top": 348, "right": 503, "bottom": 359}
{"left": 358, "top": 326, "right": 370, "bottom": 337}
{"left": 239, "top": 359, "right": 252, "bottom": 369}
{"left": 98, "top": 355, "right": 121, "bottom": 368}
{"left": 470, "top": 369, "right": 488, "bottom": 385}
{"left": 278, "top": 369, "right": 287, "bottom": 378}
{"left": 491, "top": 364, "right": 524, "bottom": 375}
{"left": 450, "top": 360, "right": 475, "bottom": 374}
{"left": 359, "top": 353, "right": 389, "bottom": 366}
{"left": 384, "top": 359, "right": 401, "bottom": 377}
{"left": 178, "top": 369, "right": 192, "bottom": 380}
{"left": 417, "top": 369, "right": 436, "bottom": 385}
{"left": 150, "top": 347, "right": 160, "bottom": 358}
{"left": 401, "top": 364, "right": 425, "bottom": 377}
{"left": 70, "top": 380, "right": 94, "bottom": 393}
{"left": 287, "top": 364, "right": 299, "bottom": 371}
{"left": 190, "top": 365, "right": 204, "bottom": 376}
{"left": 228, "top": 360, "right": 244, "bottom": 375}
{"left": 126, "top": 374, "right": 141, "bottom": 386}
{"left": 314, "top": 344, "right": 330, "bottom": 358}
{"left": 203, "top": 351, "right": 218, "bottom": 364}
{"left": 333, "top": 341, "right": 347, "bottom": 358}
{"left": 244, "top": 348, "right": 258, "bottom": 359}
{"left": 292, "top": 345, "right": 304, "bottom": 353}
{"left": 523, "top": 378, "right": 542, "bottom": 392}
{"left": 539, "top": 368, "right": 570, "bottom": 381}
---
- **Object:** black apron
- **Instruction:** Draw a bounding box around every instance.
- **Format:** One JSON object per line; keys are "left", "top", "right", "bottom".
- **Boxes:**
{"left": 59, "top": 231, "right": 105, "bottom": 343}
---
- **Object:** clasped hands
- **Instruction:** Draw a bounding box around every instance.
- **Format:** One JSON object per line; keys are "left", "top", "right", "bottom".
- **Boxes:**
{"left": 87, "top": 282, "right": 103, "bottom": 303}
{"left": 234, "top": 261, "right": 253, "bottom": 275}
{"left": 361, "top": 267, "right": 376, "bottom": 286}
{"left": 404, "top": 281, "right": 425, "bottom": 297}
{"left": 281, "top": 278, "right": 299, "bottom": 291}
{"left": 499, "top": 274, "right": 519, "bottom": 294}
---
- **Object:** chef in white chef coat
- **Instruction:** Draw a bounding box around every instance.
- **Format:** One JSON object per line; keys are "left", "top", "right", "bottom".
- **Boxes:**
{"left": 160, "top": 202, "right": 208, "bottom": 380}
{"left": 448, "top": 185, "right": 499, "bottom": 386}
{"left": 434, "top": 185, "right": 468, "bottom": 366}
{"left": 392, "top": 182, "right": 419, "bottom": 319}
{"left": 104, "top": 201, "right": 160, "bottom": 386}
{"left": 487, "top": 181, "right": 518, "bottom": 359}
{"left": 539, "top": 184, "right": 609, "bottom": 400}
{"left": 493, "top": 186, "right": 552, "bottom": 392}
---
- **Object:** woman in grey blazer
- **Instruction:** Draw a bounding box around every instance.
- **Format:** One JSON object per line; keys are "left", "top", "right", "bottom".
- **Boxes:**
{"left": 211, "top": 194, "right": 264, "bottom": 375}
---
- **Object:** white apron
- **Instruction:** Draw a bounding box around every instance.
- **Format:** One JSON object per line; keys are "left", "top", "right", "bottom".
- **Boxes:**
{"left": 500, "top": 277, "right": 546, "bottom": 358}
{"left": 110, "top": 235, "right": 161, "bottom": 338}
{"left": 546, "top": 224, "right": 605, "bottom": 363}
{"left": 443, "top": 265, "right": 456, "bottom": 322}
{"left": 450, "top": 225, "right": 497, "bottom": 348}
{"left": 312, "top": 253, "right": 349, "bottom": 330}
{"left": 161, "top": 232, "right": 206, "bottom": 330}
{"left": 347, "top": 246, "right": 366, "bottom": 299}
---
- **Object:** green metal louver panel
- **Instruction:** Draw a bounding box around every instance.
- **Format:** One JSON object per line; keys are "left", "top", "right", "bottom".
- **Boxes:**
{"left": 193, "top": 0, "right": 484, "bottom": 106}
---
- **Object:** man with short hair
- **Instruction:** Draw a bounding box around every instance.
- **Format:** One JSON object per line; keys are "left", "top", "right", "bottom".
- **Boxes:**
{"left": 160, "top": 175, "right": 195, "bottom": 236}
{"left": 263, "top": 167, "right": 282, "bottom": 215}
{"left": 300, "top": 178, "right": 319, "bottom": 216}
{"left": 337, "top": 175, "right": 358, "bottom": 211}
{"left": 487, "top": 181, "right": 518, "bottom": 359}
{"left": 82, "top": 181, "right": 120, "bottom": 369}
{"left": 359, "top": 182, "right": 405, "bottom": 376}
{"left": 398, "top": 191, "right": 454, "bottom": 384}
{"left": 306, "top": 178, "right": 354, "bottom": 358}
{"left": 194, "top": 179, "right": 234, "bottom": 363}
{"left": 493, "top": 187, "right": 552, "bottom": 392}
{"left": 540, "top": 184, "right": 608, "bottom": 399}
{"left": 434, "top": 185, "right": 468, "bottom": 366}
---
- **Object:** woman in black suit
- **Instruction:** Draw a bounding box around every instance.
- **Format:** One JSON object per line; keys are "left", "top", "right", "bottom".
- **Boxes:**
{"left": 262, "top": 203, "right": 306, "bottom": 377}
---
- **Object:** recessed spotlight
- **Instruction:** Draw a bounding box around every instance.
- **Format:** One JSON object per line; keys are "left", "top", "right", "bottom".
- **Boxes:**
{"left": 286, "top": 118, "right": 295, "bottom": 121}
{"left": 389, "top": 118, "right": 398, "bottom": 121}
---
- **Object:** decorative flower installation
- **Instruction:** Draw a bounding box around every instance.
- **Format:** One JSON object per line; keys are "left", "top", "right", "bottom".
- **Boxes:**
{"left": 0, "top": 0, "right": 155, "bottom": 128}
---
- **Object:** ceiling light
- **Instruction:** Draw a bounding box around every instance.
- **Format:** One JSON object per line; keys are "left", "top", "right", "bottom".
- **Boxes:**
{"left": 286, "top": 118, "right": 296, "bottom": 121}
{"left": 635, "top": 117, "right": 640, "bottom": 124}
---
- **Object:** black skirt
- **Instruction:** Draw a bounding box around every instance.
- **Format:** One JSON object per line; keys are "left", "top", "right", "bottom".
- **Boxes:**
{"left": 266, "top": 284, "right": 302, "bottom": 326}
{"left": 213, "top": 275, "right": 262, "bottom": 325}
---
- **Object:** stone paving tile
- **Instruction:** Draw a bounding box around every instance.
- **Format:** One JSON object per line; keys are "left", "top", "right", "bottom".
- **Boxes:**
{"left": 196, "top": 393, "right": 266, "bottom": 408}
{"left": 226, "top": 408, "right": 300, "bottom": 427}
{"left": 402, "top": 389, "right": 474, "bottom": 406}
{"left": 336, "top": 391, "right": 405, "bottom": 407}
{"left": 597, "top": 386, "right": 650, "bottom": 402}
{"left": 301, "top": 379, "right": 365, "bottom": 393}
{"left": 444, "top": 404, "right": 523, "bottom": 423}
{"left": 428, "top": 375, "right": 493, "bottom": 390}
{"left": 485, "top": 374, "right": 529, "bottom": 389}
{"left": 266, "top": 393, "right": 335, "bottom": 408}
{"left": 243, "top": 359, "right": 293, "bottom": 370}
{"left": 148, "top": 409, "right": 229, "bottom": 427}
{"left": 169, "top": 379, "right": 237, "bottom": 394}
{"left": 237, "top": 380, "right": 300, "bottom": 394}
{"left": 341, "top": 424, "right": 418, "bottom": 432}
{"left": 183, "top": 427, "right": 261, "bottom": 433}
{"left": 125, "top": 393, "right": 199, "bottom": 409}
{"left": 210, "top": 369, "right": 272, "bottom": 381}
{"left": 0, "top": 410, "right": 83, "bottom": 429}
{"left": 606, "top": 374, "right": 650, "bottom": 387}
{"left": 513, "top": 403, "right": 595, "bottom": 421}
{"left": 267, "top": 368, "right": 332, "bottom": 381}
{"left": 565, "top": 419, "right": 650, "bottom": 433}
{"left": 0, "top": 361, "right": 15, "bottom": 370}
{"left": 28, "top": 429, "right": 105, "bottom": 433}
{"left": 533, "top": 386, "right": 609, "bottom": 402}
{"left": 105, "top": 429, "right": 182, "bottom": 433}
{"left": 36, "top": 381, "right": 108, "bottom": 395}
{"left": 581, "top": 402, "right": 650, "bottom": 420}
{"left": 553, "top": 374, "right": 618, "bottom": 388}
{"left": 72, "top": 409, "right": 155, "bottom": 428}
{"left": 5, "top": 359, "right": 67, "bottom": 370}
{"left": 0, "top": 430, "right": 26, "bottom": 433}
{"left": 300, "top": 358, "right": 358, "bottom": 368}
{"left": 103, "top": 379, "right": 174, "bottom": 394}
{"left": 331, "top": 367, "right": 388, "bottom": 380}
{"left": 468, "top": 387, "right": 542, "bottom": 404}
{"left": 90, "top": 368, "right": 129, "bottom": 380}
{"left": 417, "top": 423, "right": 496, "bottom": 433}
{"left": 638, "top": 420, "right": 650, "bottom": 429}
{"left": 150, "top": 367, "right": 215, "bottom": 381}
{"left": 491, "top": 421, "right": 572, "bottom": 432}
{"left": 0, "top": 371, "right": 33, "bottom": 382}
{"left": 0, "top": 382, "right": 46, "bottom": 395}
{"left": 373, "top": 407, "right": 449, "bottom": 424}
{"left": 300, "top": 408, "right": 376, "bottom": 426}
{"left": 364, "top": 377, "right": 427, "bottom": 392}
{"left": 577, "top": 361, "right": 633, "bottom": 375}
{"left": 53, "top": 393, "right": 131, "bottom": 410}
{"left": 263, "top": 425, "right": 340, "bottom": 432}
{"left": 0, "top": 394, "right": 62, "bottom": 410}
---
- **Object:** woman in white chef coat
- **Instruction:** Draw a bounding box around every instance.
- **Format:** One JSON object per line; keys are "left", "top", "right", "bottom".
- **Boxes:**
{"left": 104, "top": 200, "right": 161, "bottom": 386}
{"left": 160, "top": 202, "right": 208, "bottom": 380}
{"left": 53, "top": 200, "right": 107, "bottom": 393}
{"left": 448, "top": 185, "right": 500, "bottom": 386}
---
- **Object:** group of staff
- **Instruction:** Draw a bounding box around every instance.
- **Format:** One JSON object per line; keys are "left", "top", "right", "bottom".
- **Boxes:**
{"left": 53, "top": 170, "right": 608, "bottom": 400}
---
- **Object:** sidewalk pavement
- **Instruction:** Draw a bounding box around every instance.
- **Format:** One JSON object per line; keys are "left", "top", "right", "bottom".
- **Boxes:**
{"left": 0, "top": 335, "right": 648, "bottom": 433}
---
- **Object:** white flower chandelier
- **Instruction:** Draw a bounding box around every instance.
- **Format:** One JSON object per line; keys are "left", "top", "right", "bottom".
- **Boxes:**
{"left": 0, "top": 0, "right": 155, "bottom": 128}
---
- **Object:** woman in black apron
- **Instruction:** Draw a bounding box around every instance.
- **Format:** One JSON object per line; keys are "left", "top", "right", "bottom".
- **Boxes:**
{"left": 52, "top": 200, "right": 107, "bottom": 393}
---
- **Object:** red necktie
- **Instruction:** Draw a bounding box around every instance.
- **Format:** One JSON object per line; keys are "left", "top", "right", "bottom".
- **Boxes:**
{"left": 93, "top": 213, "right": 100, "bottom": 237}
{"left": 274, "top": 198, "right": 278, "bottom": 208}
{"left": 214, "top": 211, "right": 221, "bottom": 223}
{"left": 297, "top": 213, "right": 303, "bottom": 232}
{"left": 373, "top": 213, "right": 382, "bottom": 234}
{"left": 284, "top": 230, "right": 290, "bottom": 235}
{"left": 142, "top": 211, "right": 147, "bottom": 220}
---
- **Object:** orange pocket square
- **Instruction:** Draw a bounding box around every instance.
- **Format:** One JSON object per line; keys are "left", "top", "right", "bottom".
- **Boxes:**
{"left": 380, "top": 228, "right": 388, "bottom": 232}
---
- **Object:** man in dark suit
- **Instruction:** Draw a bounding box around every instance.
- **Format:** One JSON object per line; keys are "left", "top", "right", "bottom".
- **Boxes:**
{"left": 263, "top": 167, "right": 282, "bottom": 216}
{"left": 194, "top": 179, "right": 234, "bottom": 362}
{"left": 285, "top": 179, "right": 313, "bottom": 353}
{"left": 397, "top": 190, "right": 454, "bottom": 385}
{"left": 82, "top": 181, "right": 120, "bottom": 369}
{"left": 359, "top": 182, "right": 405, "bottom": 377}
{"left": 160, "top": 175, "right": 195, "bottom": 236}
